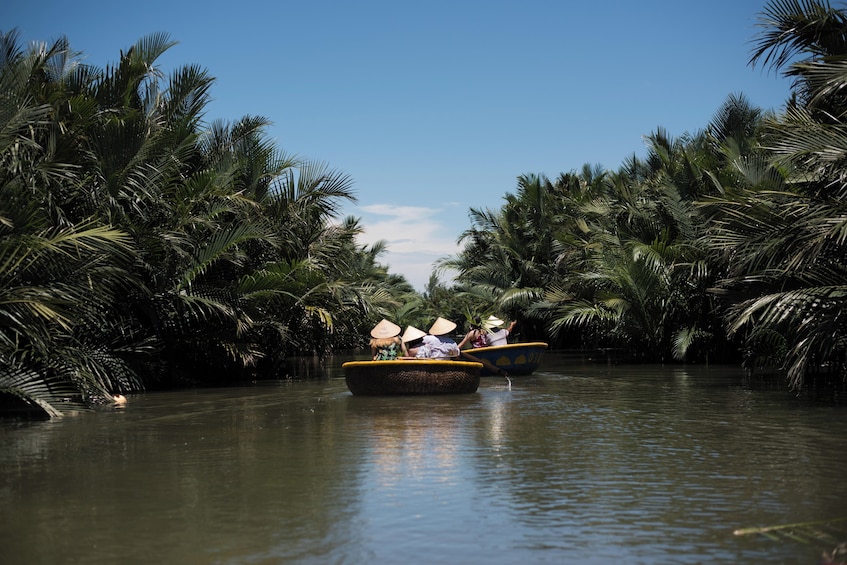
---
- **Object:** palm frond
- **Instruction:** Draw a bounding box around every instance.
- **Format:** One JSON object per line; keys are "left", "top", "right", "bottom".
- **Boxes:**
{"left": 734, "top": 516, "right": 847, "bottom": 548}
{"left": 177, "top": 223, "right": 265, "bottom": 291}
{"left": 0, "top": 362, "right": 87, "bottom": 418}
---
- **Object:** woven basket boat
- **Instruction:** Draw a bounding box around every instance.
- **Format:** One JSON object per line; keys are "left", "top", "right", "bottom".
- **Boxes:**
{"left": 463, "top": 342, "right": 548, "bottom": 376}
{"left": 343, "top": 359, "right": 482, "bottom": 395}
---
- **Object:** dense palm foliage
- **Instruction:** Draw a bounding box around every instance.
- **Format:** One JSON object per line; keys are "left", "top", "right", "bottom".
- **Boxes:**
{"left": 444, "top": 0, "right": 847, "bottom": 389}
{"left": 0, "top": 30, "right": 415, "bottom": 416}
{"left": 5, "top": 0, "right": 847, "bottom": 415}
{"left": 710, "top": 0, "right": 847, "bottom": 387}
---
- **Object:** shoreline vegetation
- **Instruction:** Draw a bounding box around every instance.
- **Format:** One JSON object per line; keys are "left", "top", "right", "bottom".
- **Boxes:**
{"left": 3, "top": 0, "right": 847, "bottom": 417}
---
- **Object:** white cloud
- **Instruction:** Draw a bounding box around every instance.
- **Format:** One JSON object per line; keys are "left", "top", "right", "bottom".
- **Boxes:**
{"left": 355, "top": 203, "right": 463, "bottom": 291}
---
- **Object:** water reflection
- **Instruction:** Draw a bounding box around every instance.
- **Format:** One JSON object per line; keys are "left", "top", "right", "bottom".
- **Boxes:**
{"left": 353, "top": 396, "right": 481, "bottom": 487}
{"left": 1, "top": 359, "right": 845, "bottom": 564}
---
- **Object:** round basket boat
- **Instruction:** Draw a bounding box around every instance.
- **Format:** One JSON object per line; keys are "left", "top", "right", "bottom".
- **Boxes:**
{"left": 465, "top": 342, "right": 548, "bottom": 376}
{"left": 343, "top": 359, "right": 482, "bottom": 395}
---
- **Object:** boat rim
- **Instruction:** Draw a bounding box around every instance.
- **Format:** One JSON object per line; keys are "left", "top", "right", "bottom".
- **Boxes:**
{"left": 342, "top": 359, "right": 483, "bottom": 369}
{"left": 468, "top": 341, "right": 548, "bottom": 354}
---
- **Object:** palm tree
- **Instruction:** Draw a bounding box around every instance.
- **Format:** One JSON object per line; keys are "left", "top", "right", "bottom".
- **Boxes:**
{"left": 0, "top": 28, "right": 398, "bottom": 413}
{"left": 441, "top": 173, "right": 581, "bottom": 340}
{"left": 701, "top": 0, "right": 847, "bottom": 387}
{"left": 0, "top": 30, "right": 150, "bottom": 414}
{"left": 535, "top": 160, "right": 711, "bottom": 360}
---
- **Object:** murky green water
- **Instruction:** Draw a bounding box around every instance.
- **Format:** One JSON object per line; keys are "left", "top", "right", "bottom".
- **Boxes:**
{"left": 2, "top": 353, "right": 845, "bottom": 564}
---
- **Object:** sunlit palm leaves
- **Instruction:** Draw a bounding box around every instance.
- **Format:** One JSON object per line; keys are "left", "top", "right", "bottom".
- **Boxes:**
{"left": 1, "top": 28, "right": 415, "bottom": 416}
{"left": 700, "top": 0, "right": 847, "bottom": 386}
{"left": 0, "top": 213, "right": 139, "bottom": 413}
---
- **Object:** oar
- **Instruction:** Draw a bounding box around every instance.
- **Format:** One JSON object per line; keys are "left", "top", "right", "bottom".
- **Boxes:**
{"left": 459, "top": 350, "right": 511, "bottom": 388}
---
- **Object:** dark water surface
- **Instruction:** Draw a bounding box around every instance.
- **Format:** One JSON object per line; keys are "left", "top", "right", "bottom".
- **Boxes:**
{"left": 2, "top": 353, "right": 846, "bottom": 564}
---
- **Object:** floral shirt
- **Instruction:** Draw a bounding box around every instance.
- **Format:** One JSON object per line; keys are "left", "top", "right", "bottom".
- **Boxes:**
{"left": 375, "top": 341, "right": 401, "bottom": 360}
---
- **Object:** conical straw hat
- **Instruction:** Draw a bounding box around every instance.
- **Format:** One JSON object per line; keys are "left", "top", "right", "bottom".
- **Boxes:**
{"left": 429, "top": 317, "right": 457, "bottom": 336}
{"left": 401, "top": 325, "right": 427, "bottom": 343}
{"left": 370, "top": 319, "right": 401, "bottom": 338}
{"left": 484, "top": 315, "right": 505, "bottom": 330}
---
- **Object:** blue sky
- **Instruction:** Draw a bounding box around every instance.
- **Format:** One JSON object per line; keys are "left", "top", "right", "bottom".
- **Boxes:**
{"left": 5, "top": 0, "right": 793, "bottom": 290}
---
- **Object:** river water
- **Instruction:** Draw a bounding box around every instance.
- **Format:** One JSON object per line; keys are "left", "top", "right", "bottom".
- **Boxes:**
{"left": 1, "top": 352, "right": 846, "bottom": 564}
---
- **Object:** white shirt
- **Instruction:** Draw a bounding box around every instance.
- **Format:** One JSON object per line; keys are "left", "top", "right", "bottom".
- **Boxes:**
{"left": 417, "top": 335, "right": 459, "bottom": 359}
{"left": 487, "top": 329, "right": 510, "bottom": 346}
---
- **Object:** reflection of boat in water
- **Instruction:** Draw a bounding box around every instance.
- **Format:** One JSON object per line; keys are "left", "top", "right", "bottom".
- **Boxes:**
{"left": 343, "top": 359, "right": 482, "bottom": 395}
{"left": 463, "top": 342, "right": 548, "bottom": 376}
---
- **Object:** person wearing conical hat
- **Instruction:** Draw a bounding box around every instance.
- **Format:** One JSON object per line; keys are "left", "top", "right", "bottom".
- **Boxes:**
{"left": 485, "top": 315, "right": 517, "bottom": 347}
{"left": 401, "top": 325, "right": 426, "bottom": 344}
{"left": 456, "top": 315, "right": 510, "bottom": 376}
{"left": 369, "top": 319, "right": 406, "bottom": 360}
{"left": 428, "top": 316, "right": 457, "bottom": 336}
{"left": 457, "top": 315, "right": 488, "bottom": 350}
{"left": 400, "top": 325, "right": 427, "bottom": 358}
{"left": 416, "top": 317, "right": 459, "bottom": 359}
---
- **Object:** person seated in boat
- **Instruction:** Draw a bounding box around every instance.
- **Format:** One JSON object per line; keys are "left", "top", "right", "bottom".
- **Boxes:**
{"left": 486, "top": 316, "right": 517, "bottom": 346}
{"left": 369, "top": 319, "right": 407, "bottom": 360}
{"left": 401, "top": 319, "right": 461, "bottom": 360}
{"left": 456, "top": 316, "right": 489, "bottom": 349}
{"left": 456, "top": 318, "right": 510, "bottom": 377}
{"left": 424, "top": 317, "right": 461, "bottom": 358}
{"left": 401, "top": 325, "right": 428, "bottom": 358}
